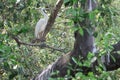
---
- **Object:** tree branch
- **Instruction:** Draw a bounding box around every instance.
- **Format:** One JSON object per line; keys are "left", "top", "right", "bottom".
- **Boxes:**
{"left": 12, "top": 36, "right": 65, "bottom": 53}
{"left": 43, "top": 0, "right": 63, "bottom": 37}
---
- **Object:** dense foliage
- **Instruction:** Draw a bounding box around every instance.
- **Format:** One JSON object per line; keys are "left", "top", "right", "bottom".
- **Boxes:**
{"left": 0, "top": 0, "right": 120, "bottom": 80}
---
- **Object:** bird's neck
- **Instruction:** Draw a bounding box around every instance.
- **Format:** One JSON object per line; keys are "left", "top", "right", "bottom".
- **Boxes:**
{"left": 41, "top": 10, "right": 48, "bottom": 20}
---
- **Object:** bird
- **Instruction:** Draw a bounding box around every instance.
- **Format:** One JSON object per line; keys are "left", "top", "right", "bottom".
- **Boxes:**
{"left": 35, "top": 8, "right": 49, "bottom": 40}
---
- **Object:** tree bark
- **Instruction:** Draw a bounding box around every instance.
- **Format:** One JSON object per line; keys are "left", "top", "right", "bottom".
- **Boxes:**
{"left": 43, "top": 0, "right": 63, "bottom": 37}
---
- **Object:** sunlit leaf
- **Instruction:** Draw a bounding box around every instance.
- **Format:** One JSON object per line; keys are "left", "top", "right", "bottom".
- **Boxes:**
{"left": 79, "top": 27, "right": 84, "bottom": 36}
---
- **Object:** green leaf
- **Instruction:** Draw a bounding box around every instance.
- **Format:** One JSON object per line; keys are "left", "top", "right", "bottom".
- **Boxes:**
{"left": 0, "top": 49, "right": 5, "bottom": 53}
{"left": 64, "top": 0, "right": 70, "bottom": 4}
{"left": 79, "top": 27, "right": 84, "bottom": 36}
{"left": 110, "top": 54, "right": 116, "bottom": 62}
{"left": 89, "top": 11, "right": 95, "bottom": 20}
{"left": 72, "top": 57, "right": 78, "bottom": 65}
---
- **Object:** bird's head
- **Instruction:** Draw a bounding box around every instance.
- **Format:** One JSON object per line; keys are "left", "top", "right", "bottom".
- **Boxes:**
{"left": 40, "top": 8, "right": 47, "bottom": 14}
{"left": 40, "top": 8, "right": 45, "bottom": 11}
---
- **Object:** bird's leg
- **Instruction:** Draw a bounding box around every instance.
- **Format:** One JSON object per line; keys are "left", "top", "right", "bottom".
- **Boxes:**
{"left": 31, "top": 31, "right": 46, "bottom": 43}
{"left": 38, "top": 31, "right": 46, "bottom": 42}
{"left": 41, "top": 31, "right": 46, "bottom": 42}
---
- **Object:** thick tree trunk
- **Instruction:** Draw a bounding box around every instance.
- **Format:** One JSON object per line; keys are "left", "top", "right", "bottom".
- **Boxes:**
{"left": 72, "top": 30, "right": 95, "bottom": 59}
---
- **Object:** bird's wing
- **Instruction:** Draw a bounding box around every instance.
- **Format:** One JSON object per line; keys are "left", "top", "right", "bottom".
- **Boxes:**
{"left": 35, "top": 19, "right": 47, "bottom": 38}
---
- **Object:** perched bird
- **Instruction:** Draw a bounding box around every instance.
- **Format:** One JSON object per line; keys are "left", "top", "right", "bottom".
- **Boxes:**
{"left": 35, "top": 8, "right": 48, "bottom": 39}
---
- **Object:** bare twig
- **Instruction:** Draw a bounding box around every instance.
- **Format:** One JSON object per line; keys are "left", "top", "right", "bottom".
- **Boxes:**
{"left": 12, "top": 36, "right": 65, "bottom": 53}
